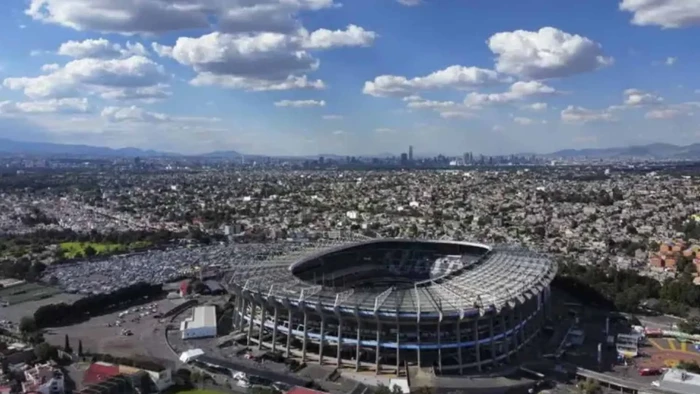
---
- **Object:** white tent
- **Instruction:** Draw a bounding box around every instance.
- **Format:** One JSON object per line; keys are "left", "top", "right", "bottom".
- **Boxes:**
{"left": 179, "top": 348, "right": 204, "bottom": 363}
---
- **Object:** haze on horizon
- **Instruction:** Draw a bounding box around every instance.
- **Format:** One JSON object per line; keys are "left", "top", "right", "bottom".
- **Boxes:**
{"left": 0, "top": 0, "right": 699, "bottom": 156}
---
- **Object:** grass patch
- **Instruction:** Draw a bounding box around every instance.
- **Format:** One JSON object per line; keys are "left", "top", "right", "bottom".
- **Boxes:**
{"left": 59, "top": 241, "right": 151, "bottom": 259}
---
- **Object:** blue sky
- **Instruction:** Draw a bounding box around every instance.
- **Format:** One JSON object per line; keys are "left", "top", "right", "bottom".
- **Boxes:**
{"left": 0, "top": 0, "right": 699, "bottom": 156}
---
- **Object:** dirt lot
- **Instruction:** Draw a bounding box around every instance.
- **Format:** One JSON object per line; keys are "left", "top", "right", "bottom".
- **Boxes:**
{"left": 43, "top": 298, "right": 178, "bottom": 361}
{"left": 0, "top": 283, "right": 67, "bottom": 306}
{"left": 1, "top": 292, "right": 84, "bottom": 323}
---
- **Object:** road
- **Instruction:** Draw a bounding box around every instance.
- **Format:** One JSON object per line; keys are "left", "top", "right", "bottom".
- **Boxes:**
{"left": 198, "top": 355, "right": 311, "bottom": 388}
{"left": 575, "top": 367, "right": 667, "bottom": 394}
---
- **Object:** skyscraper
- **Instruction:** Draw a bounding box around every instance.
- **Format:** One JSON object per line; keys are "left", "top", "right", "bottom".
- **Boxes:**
{"left": 408, "top": 145, "right": 414, "bottom": 161}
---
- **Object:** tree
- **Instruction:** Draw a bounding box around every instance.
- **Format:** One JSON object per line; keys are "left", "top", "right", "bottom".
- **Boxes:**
{"left": 78, "top": 340, "right": 83, "bottom": 356}
{"left": 577, "top": 379, "right": 601, "bottom": 394}
{"left": 189, "top": 370, "right": 202, "bottom": 387}
{"left": 64, "top": 334, "right": 72, "bottom": 353}
{"left": 34, "top": 342, "right": 57, "bottom": 362}
{"left": 678, "top": 318, "right": 700, "bottom": 335}
{"left": 83, "top": 245, "right": 97, "bottom": 257}
{"left": 678, "top": 361, "right": 700, "bottom": 374}
{"left": 19, "top": 316, "right": 37, "bottom": 334}
{"left": 375, "top": 384, "right": 392, "bottom": 394}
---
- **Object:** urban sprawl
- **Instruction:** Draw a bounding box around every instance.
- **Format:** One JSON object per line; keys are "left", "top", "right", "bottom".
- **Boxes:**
{"left": 3, "top": 154, "right": 700, "bottom": 394}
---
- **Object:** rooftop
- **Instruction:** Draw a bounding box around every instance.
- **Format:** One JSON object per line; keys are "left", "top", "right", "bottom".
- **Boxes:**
{"left": 185, "top": 305, "right": 217, "bottom": 329}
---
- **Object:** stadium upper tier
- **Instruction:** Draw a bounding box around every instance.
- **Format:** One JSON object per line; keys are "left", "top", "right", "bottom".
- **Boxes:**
{"left": 227, "top": 237, "right": 556, "bottom": 318}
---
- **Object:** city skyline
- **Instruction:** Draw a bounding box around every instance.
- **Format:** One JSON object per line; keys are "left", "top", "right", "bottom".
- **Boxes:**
{"left": 0, "top": 1, "right": 699, "bottom": 156}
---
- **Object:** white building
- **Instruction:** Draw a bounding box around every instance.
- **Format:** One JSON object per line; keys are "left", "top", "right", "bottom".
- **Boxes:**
{"left": 657, "top": 369, "right": 700, "bottom": 394}
{"left": 181, "top": 306, "right": 217, "bottom": 339}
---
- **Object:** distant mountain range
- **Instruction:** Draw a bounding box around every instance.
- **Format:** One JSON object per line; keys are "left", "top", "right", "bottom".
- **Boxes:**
{"left": 547, "top": 143, "right": 700, "bottom": 159}
{"left": 0, "top": 138, "right": 178, "bottom": 157}
{"left": 4, "top": 138, "right": 700, "bottom": 160}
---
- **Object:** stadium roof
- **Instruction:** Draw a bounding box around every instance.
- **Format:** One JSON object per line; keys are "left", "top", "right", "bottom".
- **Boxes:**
{"left": 225, "top": 237, "right": 557, "bottom": 317}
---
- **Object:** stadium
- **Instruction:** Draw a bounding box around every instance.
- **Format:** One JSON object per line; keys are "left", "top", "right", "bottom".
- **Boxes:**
{"left": 226, "top": 237, "right": 557, "bottom": 375}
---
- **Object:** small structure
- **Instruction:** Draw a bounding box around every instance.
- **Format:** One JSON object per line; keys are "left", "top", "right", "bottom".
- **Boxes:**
{"left": 616, "top": 333, "right": 639, "bottom": 358}
{"left": 203, "top": 280, "right": 225, "bottom": 295}
{"left": 179, "top": 349, "right": 204, "bottom": 363}
{"left": 180, "top": 306, "right": 217, "bottom": 339}
{"left": 657, "top": 368, "right": 700, "bottom": 394}
{"left": 83, "top": 361, "right": 172, "bottom": 392}
{"left": 179, "top": 281, "right": 190, "bottom": 298}
{"left": 83, "top": 362, "right": 120, "bottom": 386}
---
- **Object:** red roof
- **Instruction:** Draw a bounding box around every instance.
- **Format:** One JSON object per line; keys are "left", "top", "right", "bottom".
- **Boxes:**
{"left": 286, "top": 387, "right": 328, "bottom": 394}
{"left": 83, "top": 363, "right": 120, "bottom": 385}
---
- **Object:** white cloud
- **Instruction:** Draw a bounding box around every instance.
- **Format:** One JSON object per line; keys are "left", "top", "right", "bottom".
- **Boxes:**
{"left": 623, "top": 88, "right": 664, "bottom": 106}
{"left": 440, "top": 111, "right": 474, "bottom": 119}
{"left": 41, "top": 63, "right": 60, "bottom": 72}
{"left": 151, "top": 43, "right": 172, "bottom": 58}
{"left": 464, "top": 81, "right": 557, "bottom": 107}
{"left": 665, "top": 57, "right": 677, "bottom": 66}
{"left": 375, "top": 127, "right": 394, "bottom": 133}
{"left": 513, "top": 116, "right": 535, "bottom": 125}
{"left": 101, "top": 106, "right": 168, "bottom": 122}
{"left": 561, "top": 105, "right": 616, "bottom": 123}
{"left": 487, "top": 27, "right": 613, "bottom": 79}
{"left": 58, "top": 38, "right": 147, "bottom": 59}
{"left": 644, "top": 102, "right": 700, "bottom": 119}
{"left": 0, "top": 98, "right": 89, "bottom": 114}
{"left": 645, "top": 108, "right": 682, "bottom": 119}
{"left": 397, "top": 0, "right": 422, "bottom": 5}
{"left": 323, "top": 114, "right": 343, "bottom": 120}
{"left": 402, "top": 95, "right": 475, "bottom": 119}
{"left": 620, "top": 0, "right": 700, "bottom": 28}
{"left": 526, "top": 102, "right": 548, "bottom": 111}
{"left": 274, "top": 99, "right": 325, "bottom": 107}
{"left": 191, "top": 73, "right": 324, "bottom": 91}
{"left": 26, "top": 0, "right": 337, "bottom": 35}
{"left": 300, "top": 25, "right": 377, "bottom": 50}
{"left": 101, "top": 105, "right": 221, "bottom": 123}
{"left": 3, "top": 56, "right": 168, "bottom": 100}
{"left": 332, "top": 129, "right": 345, "bottom": 135}
{"left": 99, "top": 84, "right": 172, "bottom": 102}
{"left": 155, "top": 26, "right": 374, "bottom": 91}
{"left": 363, "top": 65, "right": 507, "bottom": 97}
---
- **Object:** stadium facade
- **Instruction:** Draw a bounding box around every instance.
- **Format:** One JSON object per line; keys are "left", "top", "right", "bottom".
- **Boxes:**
{"left": 226, "top": 237, "right": 557, "bottom": 374}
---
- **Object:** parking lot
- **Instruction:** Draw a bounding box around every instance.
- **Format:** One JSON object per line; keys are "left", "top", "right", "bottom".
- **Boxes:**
{"left": 43, "top": 298, "right": 178, "bottom": 360}
{"left": 1, "top": 291, "right": 84, "bottom": 323}
{"left": 41, "top": 243, "right": 291, "bottom": 295}
{"left": 0, "top": 282, "right": 66, "bottom": 306}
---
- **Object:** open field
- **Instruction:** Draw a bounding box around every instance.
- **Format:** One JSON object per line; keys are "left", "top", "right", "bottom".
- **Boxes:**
{"left": 59, "top": 241, "right": 151, "bottom": 258}
{"left": 0, "top": 282, "right": 64, "bottom": 306}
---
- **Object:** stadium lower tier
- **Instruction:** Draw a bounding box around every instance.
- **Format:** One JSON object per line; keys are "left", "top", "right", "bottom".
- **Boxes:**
{"left": 229, "top": 291, "right": 550, "bottom": 374}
